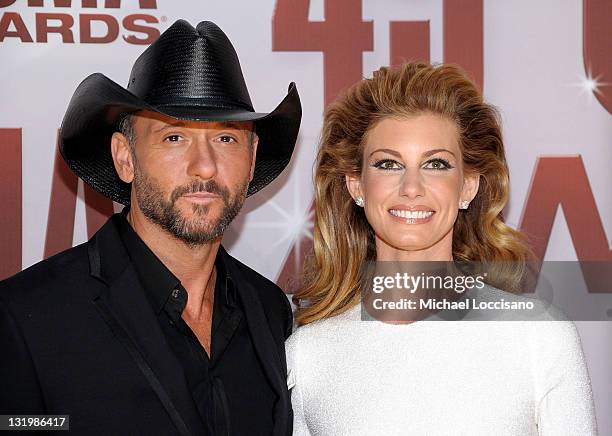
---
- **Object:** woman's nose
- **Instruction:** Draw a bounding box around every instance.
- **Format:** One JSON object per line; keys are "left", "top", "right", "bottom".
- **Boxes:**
{"left": 399, "top": 170, "right": 425, "bottom": 199}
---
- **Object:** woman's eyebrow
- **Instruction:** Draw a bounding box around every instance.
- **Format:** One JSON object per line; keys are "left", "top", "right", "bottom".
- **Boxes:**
{"left": 368, "top": 148, "right": 402, "bottom": 158}
{"left": 422, "top": 148, "right": 456, "bottom": 158}
{"left": 368, "top": 147, "right": 456, "bottom": 158}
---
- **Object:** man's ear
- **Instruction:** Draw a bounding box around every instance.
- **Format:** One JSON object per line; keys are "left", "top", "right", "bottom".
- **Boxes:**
{"left": 461, "top": 172, "right": 480, "bottom": 204}
{"left": 111, "top": 132, "right": 135, "bottom": 183}
{"left": 345, "top": 173, "right": 363, "bottom": 202}
{"left": 248, "top": 133, "right": 259, "bottom": 182}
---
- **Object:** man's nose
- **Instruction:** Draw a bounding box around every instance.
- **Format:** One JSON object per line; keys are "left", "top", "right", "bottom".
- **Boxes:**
{"left": 185, "top": 138, "right": 218, "bottom": 180}
{"left": 399, "top": 169, "right": 425, "bottom": 199}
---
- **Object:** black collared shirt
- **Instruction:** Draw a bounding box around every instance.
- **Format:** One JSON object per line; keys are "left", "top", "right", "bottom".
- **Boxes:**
{"left": 115, "top": 210, "right": 276, "bottom": 435}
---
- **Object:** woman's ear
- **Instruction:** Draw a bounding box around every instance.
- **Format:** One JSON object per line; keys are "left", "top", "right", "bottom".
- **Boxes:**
{"left": 111, "top": 132, "right": 135, "bottom": 183}
{"left": 461, "top": 172, "right": 480, "bottom": 204}
{"left": 345, "top": 173, "right": 363, "bottom": 202}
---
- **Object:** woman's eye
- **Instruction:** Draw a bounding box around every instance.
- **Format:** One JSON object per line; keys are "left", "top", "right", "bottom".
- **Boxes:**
{"left": 164, "top": 134, "right": 182, "bottom": 142}
{"left": 373, "top": 159, "right": 402, "bottom": 170}
{"left": 423, "top": 158, "right": 453, "bottom": 170}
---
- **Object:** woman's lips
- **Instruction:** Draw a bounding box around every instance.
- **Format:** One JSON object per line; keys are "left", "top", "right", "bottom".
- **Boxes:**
{"left": 388, "top": 207, "right": 435, "bottom": 224}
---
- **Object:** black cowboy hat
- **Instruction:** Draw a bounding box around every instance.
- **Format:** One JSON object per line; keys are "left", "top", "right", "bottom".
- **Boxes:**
{"left": 60, "top": 19, "right": 301, "bottom": 205}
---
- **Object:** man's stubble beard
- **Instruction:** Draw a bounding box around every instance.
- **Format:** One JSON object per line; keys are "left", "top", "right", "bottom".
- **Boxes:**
{"left": 132, "top": 163, "right": 249, "bottom": 248}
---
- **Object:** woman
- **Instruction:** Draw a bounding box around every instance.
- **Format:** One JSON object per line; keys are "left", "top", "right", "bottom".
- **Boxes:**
{"left": 286, "top": 63, "right": 596, "bottom": 435}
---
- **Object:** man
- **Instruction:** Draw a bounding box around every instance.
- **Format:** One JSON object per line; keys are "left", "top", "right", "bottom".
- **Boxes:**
{"left": 0, "top": 20, "right": 301, "bottom": 435}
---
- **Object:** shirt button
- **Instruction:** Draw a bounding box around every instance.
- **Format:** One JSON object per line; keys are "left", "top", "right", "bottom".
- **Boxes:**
{"left": 172, "top": 289, "right": 180, "bottom": 299}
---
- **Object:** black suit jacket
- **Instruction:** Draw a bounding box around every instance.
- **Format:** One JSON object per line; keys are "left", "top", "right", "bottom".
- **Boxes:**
{"left": 0, "top": 215, "right": 293, "bottom": 435}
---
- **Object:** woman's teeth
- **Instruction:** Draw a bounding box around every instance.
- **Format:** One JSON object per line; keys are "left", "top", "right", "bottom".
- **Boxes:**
{"left": 389, "top": 210, "right": 434, "bottom": 219}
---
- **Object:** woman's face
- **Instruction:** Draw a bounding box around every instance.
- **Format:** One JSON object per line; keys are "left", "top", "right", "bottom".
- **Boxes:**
{"left": 346, "top": 114, "right": 479, "bottom": 261}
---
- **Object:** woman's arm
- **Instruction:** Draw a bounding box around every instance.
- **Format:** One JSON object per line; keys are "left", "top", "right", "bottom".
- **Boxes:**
{"left": 286, "top": 330, "right": 312, "bottom": 436}
{"left": 533, "top": 321, "right": 597, "bottom": 435}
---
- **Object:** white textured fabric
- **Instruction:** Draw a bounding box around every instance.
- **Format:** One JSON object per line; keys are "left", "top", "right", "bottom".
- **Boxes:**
{"left": 286, "top": 289, "right": 597, "bottom": 436}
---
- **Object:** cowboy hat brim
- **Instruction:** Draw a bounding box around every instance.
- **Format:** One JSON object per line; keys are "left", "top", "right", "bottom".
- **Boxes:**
{"left": 60, "top": 73, "right": 301, "bottom": 205}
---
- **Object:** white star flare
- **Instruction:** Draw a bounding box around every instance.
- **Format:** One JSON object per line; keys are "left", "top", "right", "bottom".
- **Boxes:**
{"left": 246, "top": 176, "right": 314, "bottom": 256}
{"left": 571, "top": 68, "right": 608, "bottom": 103}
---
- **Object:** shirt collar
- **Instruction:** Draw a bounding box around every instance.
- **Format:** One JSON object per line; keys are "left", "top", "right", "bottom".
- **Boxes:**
{"left": 114, "top": 207, "right": 237, "bottom": 314}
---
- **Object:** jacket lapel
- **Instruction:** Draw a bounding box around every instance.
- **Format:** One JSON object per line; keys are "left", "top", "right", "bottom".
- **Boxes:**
{"left": 87, "top": 216, "right": 205, "bottom": 436}
{"left": 219, "top": 248, "right": 290, "bottom": 436}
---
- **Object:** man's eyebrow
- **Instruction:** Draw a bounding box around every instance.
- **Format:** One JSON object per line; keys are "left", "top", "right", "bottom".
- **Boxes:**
{"left": 368, "top": 147, "right": 456, "bottom": 158}
{"left": 151, "top": 121, "right": 252, "bottom": 133}
{"left": 151, "top": 121, "right": 187, "bottom": 133}
{"left": 218, "top": 121, "right": 252, "bottom": 130}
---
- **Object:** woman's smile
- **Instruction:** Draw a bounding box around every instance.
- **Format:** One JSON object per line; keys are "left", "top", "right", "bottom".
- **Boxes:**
{"left": 387, "top": 206, "right": 436, "bottom": 224}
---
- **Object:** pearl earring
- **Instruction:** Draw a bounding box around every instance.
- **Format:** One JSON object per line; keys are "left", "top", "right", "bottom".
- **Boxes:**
{"left": 460, "top": 200, "right": 470, "bottom": 209}
{"left": 355, "top": 197, "right": 364, "bottom": 207}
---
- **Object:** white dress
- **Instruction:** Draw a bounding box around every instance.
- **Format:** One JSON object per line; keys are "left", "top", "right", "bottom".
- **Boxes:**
{"left": 286, "top": 287, "right": 597, "bottom": 435}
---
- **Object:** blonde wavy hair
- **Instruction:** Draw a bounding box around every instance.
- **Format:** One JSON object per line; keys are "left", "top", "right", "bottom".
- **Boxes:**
{"left": 293, "top": 62, "right": 534, "bottom": 326}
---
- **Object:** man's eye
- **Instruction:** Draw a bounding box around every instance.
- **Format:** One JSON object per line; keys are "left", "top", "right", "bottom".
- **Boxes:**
{"left": 423, "top": 158, "right": 453, "bottom": 170}
{"left": 164, "top": 134, "right": 182, "bottom": 142}
{"left": 217, "top": 135, "right": 237, "bottom": 143}
{"left": 373, "top": 159, "right": 402, "bottom": 170}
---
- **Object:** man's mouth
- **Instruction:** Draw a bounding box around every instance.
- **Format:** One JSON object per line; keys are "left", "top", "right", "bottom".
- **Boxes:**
{"left": 183, "top": 192, "right": 218, "bottom": 197}
{"left": 181, "top": 192, "right": 220, "bottom": 202}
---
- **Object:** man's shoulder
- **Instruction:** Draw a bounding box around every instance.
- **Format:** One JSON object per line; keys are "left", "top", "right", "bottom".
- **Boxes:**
{"left": 0, "top": 243, "right": 91, "bottom": 305}
{"left": 223, "top": 250, "right": 287, "bottom": 303}
{"left": 221, "top": 248, "right": 293, "bottom": 338}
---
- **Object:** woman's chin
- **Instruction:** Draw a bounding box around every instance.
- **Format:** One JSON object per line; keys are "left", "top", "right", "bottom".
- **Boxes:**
{"left": 377, "top": 236, "right": 437, "bottom": 255}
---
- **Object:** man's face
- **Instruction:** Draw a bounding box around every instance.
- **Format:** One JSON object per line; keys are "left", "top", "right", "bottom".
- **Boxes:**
{"left": 113, "top": 111, "right": 257, "bottom": 246}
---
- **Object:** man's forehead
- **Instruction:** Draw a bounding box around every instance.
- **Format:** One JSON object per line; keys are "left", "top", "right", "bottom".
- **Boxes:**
{"left": 132, "top": 111, "right": 254, "bottom": 132}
